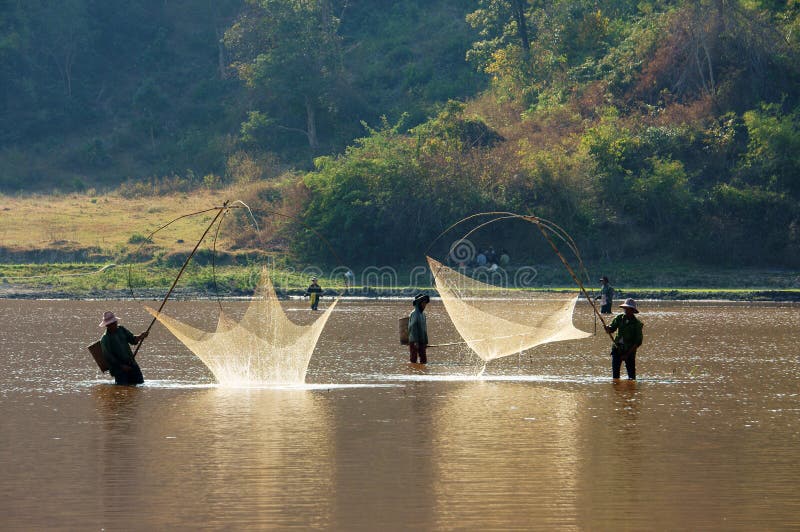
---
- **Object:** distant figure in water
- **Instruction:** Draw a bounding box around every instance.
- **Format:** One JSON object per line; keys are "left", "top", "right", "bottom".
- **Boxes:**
{"left": 344, "top": 270, "right": 355, "bottom": 293}
{"left": 408, "top": 293, "right": 430, "bottom": 364}
{"left": 596, "top": 275, "right": 614, "bottom": 314}
{"left": 604, "top": 298, "right": 643, "bottom": 380}
{"left": 99, "top": 311, "right": 148, "bottom": 385}
{"left": 305, "top": 277, "right": 323, "bottom": 310}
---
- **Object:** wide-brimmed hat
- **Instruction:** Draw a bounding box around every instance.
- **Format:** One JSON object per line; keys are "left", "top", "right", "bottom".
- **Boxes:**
{"left": 99, "top": 311, "right": 118, "bottom": 327}
{"left": 619, "top": 298, "right": 639, "bottom": 313}
{"left": 413, "top": 293, "right": 430, "bottom": 306}
{"left": 311, "top": 276, "right": 318, "bottom": 281}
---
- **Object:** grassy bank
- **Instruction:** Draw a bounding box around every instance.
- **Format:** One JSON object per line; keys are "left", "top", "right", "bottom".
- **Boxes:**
{"left": 1, "top": 188, "right": 797, "bottom": 301}
{"left": 1, "top": 262, "right": 798, "bottom": 301}
{"left": 0, "top": 185, "right": 260, "bottom": 260}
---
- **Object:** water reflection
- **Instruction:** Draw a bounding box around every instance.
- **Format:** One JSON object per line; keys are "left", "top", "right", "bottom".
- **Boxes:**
{"left": 432, "top": 383, "right": 581, "bottom": 529}
{"left": 92, "top": 385, "right": 148, "bottom": 526}
{"left": 91, "top": 384, "right": 335, "bottom": 528}
{"left": 328, "top": 383, "right": 437, "bottom": 529}
{"left": 0, "top": 299, "right": 798, "bottom": 529}
{"left": 612, "top": 379, "right": 640, "bottom": 421}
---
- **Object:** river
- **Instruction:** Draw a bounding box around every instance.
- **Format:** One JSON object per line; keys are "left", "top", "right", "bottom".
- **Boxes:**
{"left": 0, "top": 298, "right": 798, "bottom": 529}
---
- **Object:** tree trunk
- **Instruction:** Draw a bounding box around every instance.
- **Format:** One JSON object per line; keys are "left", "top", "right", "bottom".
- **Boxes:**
{"left": 215, "top": 27, "right": 227, "bottom": 80}
{"left": 305, "top": 95, "right": 319, "bottom": 154}
{"left": 511, "top": 0, "right": 531, "bottom": 54}
{"left": 64, "top": 47, "right": 74, "bottom": 98}
{"left": 715, "top": 0, "right": 725, "bottom": 30}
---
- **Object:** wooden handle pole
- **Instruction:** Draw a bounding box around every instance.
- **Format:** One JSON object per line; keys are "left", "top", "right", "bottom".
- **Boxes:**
{"left": 133, "top": 201, "right": 230, "bottom": 357}
{"left": 529, "top": 218, "right": 616, "bottom": 345}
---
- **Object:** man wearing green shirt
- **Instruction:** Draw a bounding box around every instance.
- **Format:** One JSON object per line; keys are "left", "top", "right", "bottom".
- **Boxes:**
{"left": 99, "top": 311, "right": 148, "bottom": 385}
{"left": 604, "top": 298, "right": 643, "bottom": 380}
{"left": 408, "top": 293, "right": 430, "bottom": 364}
{"left": 596, "top": 276, "right": 614, "bottom": 314}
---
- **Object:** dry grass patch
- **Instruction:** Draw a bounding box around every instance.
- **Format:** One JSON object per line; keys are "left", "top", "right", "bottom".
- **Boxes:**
{"left": 0, "top": 184, "right": 263, "bottom": 254}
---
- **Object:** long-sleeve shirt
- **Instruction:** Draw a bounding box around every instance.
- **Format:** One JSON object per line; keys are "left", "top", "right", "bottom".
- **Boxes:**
{"left": 408, "top": 307, "right": 428, "bottom": 345}
{"left": 100, "top": 326, "right": 138, "bottom": 376}
{"left": 598, "top": 283, "right": 614, "bottom": 305}
{"left": 305, "top": 284, "right": 323, "bottom": 296}
{"left": 607, "top": 314, "right": 643, "bottom": 349}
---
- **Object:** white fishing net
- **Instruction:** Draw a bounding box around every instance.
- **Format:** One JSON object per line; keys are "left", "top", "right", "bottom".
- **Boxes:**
{"left": 428, "top": 256, "right": 591, "bottom": 362}
{"left": 145, "top": 268, "right": 337, "bottom": 386}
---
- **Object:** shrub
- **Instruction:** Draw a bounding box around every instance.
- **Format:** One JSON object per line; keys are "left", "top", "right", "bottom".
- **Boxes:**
{"left": 128, "top": 233, "right": 153, "bottom": 245}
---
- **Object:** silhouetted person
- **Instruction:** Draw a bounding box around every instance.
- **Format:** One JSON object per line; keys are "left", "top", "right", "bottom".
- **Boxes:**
{"left": 344, "top": 270, "right": 354, "bottom": 293}
{"left": 499, "top": 249, "right": 510, "bottom": 267}
{"left": 408, "top": 294, "right": 430, "bottom": 364}
{"left": 486, "top": 246, "right": 498, "bottom": 265}
{"left": 596, "top": 276, "right": 615, "bottom": 314}
{"left": 604, "top": 299, "right": 643, "bottom": 380}
{"left": 99, "top": 311, "right": 147, "bottom": 385}
{"left": 305, "top": 277, "right": 323, "bottom": 310}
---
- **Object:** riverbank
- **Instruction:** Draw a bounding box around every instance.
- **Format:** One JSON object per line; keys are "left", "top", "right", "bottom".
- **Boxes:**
{"left": 3, "top": 290, "right": 798, "bottom": 301}
{"left": 3, "top": 252, "right": 795, "bottom": 304}
{"left": 1, "top": 270, "right": 798, "bottom": 301}
{"left": 2, "top": 188, "right": 797, "bottom": 301}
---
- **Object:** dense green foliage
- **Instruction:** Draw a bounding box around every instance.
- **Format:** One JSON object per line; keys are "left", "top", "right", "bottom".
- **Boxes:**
{"left": 294, "top": 0, "right": 800, "bottom": 267}
{"left": 1, "top": 0, "right": 799, "bottom": 268}
{"left": 0, "top": 0, "right": 483, "bottom": 190}
{"left": 1, "top": 0, "right": 244, "bottom": 189}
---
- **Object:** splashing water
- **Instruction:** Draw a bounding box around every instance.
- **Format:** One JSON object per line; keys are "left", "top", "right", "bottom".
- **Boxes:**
{"left": 146, "top": 268, "right": 337, "bottom": 387}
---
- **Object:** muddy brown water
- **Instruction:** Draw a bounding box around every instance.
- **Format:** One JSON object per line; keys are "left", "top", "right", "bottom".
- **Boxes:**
{"left": 0, "top": 298, "right": 798, "bottom": 530}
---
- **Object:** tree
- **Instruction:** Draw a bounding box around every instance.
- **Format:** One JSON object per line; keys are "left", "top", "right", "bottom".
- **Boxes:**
{"left": 630, "top": 1, "right": 799, "bottom": 111}
{"left": 740, "top": 103, "right": 800, "bottom": 198}
{"left": 466, "top": 0, "right": 627, "bottom": 104}
{"left": 0, "top": 0, "right": 91, "bottom": 141}
{"left": 466, "top": 0, "right": 534, "bottom": 74}
{"left": 38, "top": 0, "right": 89, "bottom": 99}
{"left": 224, "top": 0, "right": 346, "bottom": 158}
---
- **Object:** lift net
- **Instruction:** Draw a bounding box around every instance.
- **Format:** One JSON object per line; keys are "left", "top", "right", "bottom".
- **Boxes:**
{"left": 427, "top": 257, "right": 591, "bottom": 362}
{"left": 145, "top": 268, "right": 337, "bottom": 386}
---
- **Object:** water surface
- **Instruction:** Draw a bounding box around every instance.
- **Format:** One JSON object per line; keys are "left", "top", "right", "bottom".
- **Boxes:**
{"left": 1, "top": 299, "right": 798, "bottom": 529}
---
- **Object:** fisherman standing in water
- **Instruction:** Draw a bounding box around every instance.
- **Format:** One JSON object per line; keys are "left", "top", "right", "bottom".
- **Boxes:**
{"left": 604, "top": 298, "right": 643, "bottom": 380}
{"left": 596, "top": 275, "right": 614, "bottom": 314}
{"left": 305, "top": 277, "right": 323, "bottom": 310}
{"left": 408, "top": 293, "right": 430, "bottom": 364}
{"left": 99, "top": 311, "right": 148, "bottom": 385}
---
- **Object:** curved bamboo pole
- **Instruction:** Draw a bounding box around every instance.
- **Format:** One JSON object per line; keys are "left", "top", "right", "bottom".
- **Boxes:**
{"left": 426, "top": 211, "right": 615, "bottom": 345}
{"left": 204, "top": 201, "right": 349, "bottom": 309}
{"left": 132, "top": 201, "right": 231, "bottom": 358}
{"left": 127, "top": 200, "right": 349, "bottom": 359}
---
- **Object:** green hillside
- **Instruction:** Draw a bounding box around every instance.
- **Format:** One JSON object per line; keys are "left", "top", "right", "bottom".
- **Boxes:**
{"left": 0, "top": 0, "right": 483, "bottom": 189}
{"left": 1, "top": 0, "right": 799, "bottom": 270}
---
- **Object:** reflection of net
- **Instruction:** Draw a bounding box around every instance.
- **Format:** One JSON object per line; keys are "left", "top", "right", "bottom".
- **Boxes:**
{"left": 145, "top": 268, "right": 336, "bottom": 386}
{"left": 428, "top": 257, "right": 590, "bottom": 362}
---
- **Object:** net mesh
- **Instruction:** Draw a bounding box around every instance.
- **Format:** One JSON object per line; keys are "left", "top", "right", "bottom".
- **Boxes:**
{"left": 427, "top": 256, "right": 591, "bottom": 362}
{"left": 145, "top": 268, "right": 336, "bottom": 386}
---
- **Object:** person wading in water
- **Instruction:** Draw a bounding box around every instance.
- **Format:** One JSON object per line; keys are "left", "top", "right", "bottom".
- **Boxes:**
{"left": 604, "top": 298, "right": 643, "bottom": 380}
{"left": 99, "top": 311, "right": 148, "bottom": 385}
{"left": 408, "top": 293, "right": 430, "bottom": 364}
{"left": 596, "top": 275, "right": 614, "bottom": 314}
{"left": 305, "top": 277, "right": 323, "bottom": 311}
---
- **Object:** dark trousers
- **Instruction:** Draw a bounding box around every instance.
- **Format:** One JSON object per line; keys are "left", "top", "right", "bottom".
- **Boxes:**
{"left": 114, "top": 363, "right": 144, "bottom": 385}
{"left": 600, "top": 302, "right": 612, "bottom": 314}
{"left": 611, "top": 347, "right": 636, "bottom": 379}
{"left": 409, "top": 343, "right": 427, "bottom": 364}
